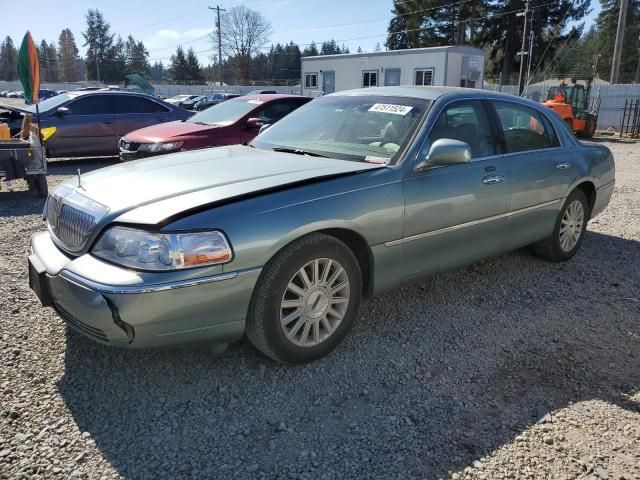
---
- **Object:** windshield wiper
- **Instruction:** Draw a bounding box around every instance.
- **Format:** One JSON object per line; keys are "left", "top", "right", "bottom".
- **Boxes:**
{"left": 272, "top": 147, "right": 330, "bottom": 158}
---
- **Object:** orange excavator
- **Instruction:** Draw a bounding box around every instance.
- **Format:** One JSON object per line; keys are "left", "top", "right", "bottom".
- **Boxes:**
{"left": 543, "top": 77, "right": 599, "bottom": 138}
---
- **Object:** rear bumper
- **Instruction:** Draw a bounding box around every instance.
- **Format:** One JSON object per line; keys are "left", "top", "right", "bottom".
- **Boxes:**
{"left": 29, "top": 231, "right": 261, "bottom": 348}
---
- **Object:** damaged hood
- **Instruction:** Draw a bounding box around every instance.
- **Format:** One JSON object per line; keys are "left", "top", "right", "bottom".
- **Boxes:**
{"left": 60, "top": 145, "right": 383, "bottom": 225}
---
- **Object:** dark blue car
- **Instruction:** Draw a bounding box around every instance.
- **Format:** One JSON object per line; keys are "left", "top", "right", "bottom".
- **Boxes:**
{"left": 4, "top": 91, "right": 192, "bottom": 157}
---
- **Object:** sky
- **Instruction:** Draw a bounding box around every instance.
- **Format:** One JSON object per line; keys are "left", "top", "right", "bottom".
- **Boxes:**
{"left": 1, "top": 0, "right": 601, "bottom": 66}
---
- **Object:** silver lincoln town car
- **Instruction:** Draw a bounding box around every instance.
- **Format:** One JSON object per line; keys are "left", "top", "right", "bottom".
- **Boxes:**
{"left": 29, "top": 87, "right": 615, "bottom": 364}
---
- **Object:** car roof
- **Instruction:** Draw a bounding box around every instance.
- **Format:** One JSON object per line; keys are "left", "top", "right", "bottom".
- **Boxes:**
{"left": 330, "top": 86, "right": 519, "bottom": 102}
{"left": 329, "top": 86, "right": 549, "bottom": 110}
{"left": 235, "top": 94, "right": 309, "bottom": 101}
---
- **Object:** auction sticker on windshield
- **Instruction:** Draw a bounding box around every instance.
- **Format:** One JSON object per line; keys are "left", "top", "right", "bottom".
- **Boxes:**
{"left": 369, "top": 103, "right": 413, "bottom": 115}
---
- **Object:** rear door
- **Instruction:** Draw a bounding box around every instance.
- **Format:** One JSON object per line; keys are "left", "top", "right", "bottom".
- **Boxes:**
{"left": 113, "top": 95, "right": 173, "bottom": 143}
{"left": 48, "top": 95, "right": 115, "bottom": 157}
{"left": 488, "top": 100, "right": 571, "bottom": 249}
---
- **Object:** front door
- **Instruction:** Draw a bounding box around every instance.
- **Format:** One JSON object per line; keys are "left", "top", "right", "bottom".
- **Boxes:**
{"left": 48, "top": 94, "right": 116, "bottom": 157}
{"left": 322, "top": 71, "right": 335, "bottom": 94}
{"left": 400, "top": 100, "right": 510, "bottom": 278}
{"left": 385, "top": 68, "right": 401, "bottom": 86}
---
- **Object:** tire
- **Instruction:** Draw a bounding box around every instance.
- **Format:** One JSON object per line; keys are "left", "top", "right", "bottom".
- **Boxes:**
{"left": 246, "top": 233, "right": 362, "bottom": 364}
{"left": 26, "top": 175, "right": 48, "bottom": 198}
{"left": 579, "top": 117, "right": 596, "bottom": 139}
{"left": 532, "top": 189, "right": 589, "bottom": 262}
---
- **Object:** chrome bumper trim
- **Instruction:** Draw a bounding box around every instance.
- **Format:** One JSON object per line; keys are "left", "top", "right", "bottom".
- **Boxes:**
{"left": 58, "top": 270, "right": 241, "bottom": 294}
{"left": 384, "top": 199, "right": 563, "bottom": 247}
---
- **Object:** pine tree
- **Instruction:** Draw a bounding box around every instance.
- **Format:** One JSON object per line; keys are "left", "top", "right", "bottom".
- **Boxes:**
{"left": 169, "top": 46, "right": 189, "bottom": 82}
{"left": 58, "top": 29, "right": 80, "bottom": 82}
{"left": 38, "top": 39, "right": 50, "bottom": 82}
{"left": 149, "top": 61, "right": 165, "bottom": 81}
{"left": 0, "top": 36, "right": 18, "bottom": 81}
{"left": 82, "top": 9, "right": 115, "bottom": 81}
{"left": 186, "top": 47, "right": 203, "bottom": 81}
{"left": 302, "top": 41, "right": 319, "bottom": 56}
{"left": 592, "top": 0, "right": 640, "bottom": 82}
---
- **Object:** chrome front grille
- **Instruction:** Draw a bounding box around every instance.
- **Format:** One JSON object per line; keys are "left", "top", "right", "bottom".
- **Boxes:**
{"left": 50, "top": 203, "right": 96, "bottom": 250}
{"left": 45, "top": 186, "right": 108, "bottom": 252}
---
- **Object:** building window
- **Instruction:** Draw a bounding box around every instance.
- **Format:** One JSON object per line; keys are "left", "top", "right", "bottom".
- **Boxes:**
{"left": 415, "top": 69, "right": 434, "bottom": 86}
{"left": 362, "top": 70, "right": 378, "bottom": 87}
{"left": 305, "top": 73, "right": 318, "bottom": 89}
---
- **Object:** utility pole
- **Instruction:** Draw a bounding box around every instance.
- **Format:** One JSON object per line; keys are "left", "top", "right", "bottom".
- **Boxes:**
{"left": 517, "top": 0, "right": 531, "bottom": 96}
{"left": 209, "top": 5, "right": 225, "bottom": 87}
{"left": 610, "top": 0, "right": 629, "bottom": 84}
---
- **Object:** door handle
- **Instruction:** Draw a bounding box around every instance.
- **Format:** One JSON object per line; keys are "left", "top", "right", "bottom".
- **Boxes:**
{"left": 482, "top": 174, "right": 505, "bottom": 185}
{"left": 556, "top": 162, "right": 570, "bottom": 169}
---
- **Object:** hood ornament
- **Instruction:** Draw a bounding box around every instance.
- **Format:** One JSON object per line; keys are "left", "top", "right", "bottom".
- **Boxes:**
{"left": 77, "top": 169, "right": 85, "bottom": 190}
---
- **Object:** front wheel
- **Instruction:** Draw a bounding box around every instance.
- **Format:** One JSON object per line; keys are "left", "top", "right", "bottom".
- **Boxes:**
{"left": 532, "top": 189, "right": 589, "bottom": 262}
{"left": 246, "top": 233, "right": 362, "bottom": 364}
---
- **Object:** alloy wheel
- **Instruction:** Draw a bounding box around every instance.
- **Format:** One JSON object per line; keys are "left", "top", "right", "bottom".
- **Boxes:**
{"left": 559, "top": 200, "right": 584, "bottom": 252}
{"left": 280, "top": 258, "right": 350, "bottom": 347}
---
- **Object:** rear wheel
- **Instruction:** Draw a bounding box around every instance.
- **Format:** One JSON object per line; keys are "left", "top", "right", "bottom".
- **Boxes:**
{"left": 532, "top": 189, "right": 589, "bottom": 262}
{"left": 246, "top": 233, "right": 362, "bottom": 364}
{"left": 579, "top": 117, "right": 596, "bottom": 138}
{"left": 27, "top": 174, "right": 48, "bottom": 198}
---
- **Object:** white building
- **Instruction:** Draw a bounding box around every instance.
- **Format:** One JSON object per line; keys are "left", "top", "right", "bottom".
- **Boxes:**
{"left": 300, "top": 45, "right": 485, "bottom": 96}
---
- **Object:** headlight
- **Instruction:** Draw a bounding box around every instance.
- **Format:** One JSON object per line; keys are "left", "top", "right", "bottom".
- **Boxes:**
{"left": 92, "top": 227, "right": 233, "bottom": 271}
{"left": 138, "top": 141, "right": 184, "bottom": 153}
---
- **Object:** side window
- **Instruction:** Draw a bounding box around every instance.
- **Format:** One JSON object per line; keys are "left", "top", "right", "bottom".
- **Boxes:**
{"left": 66, "top": 95, "right": 111, "bottom": 115}
{"left": 255, "top": 100, "right": 303, "bottom": 124}
{"left": 425, "top": 101, "right": 496, "bottom": 159}
{"left": 362, "top": 71, "right": 378, "bottom": 87}
{"left": 113, "top": 96, "right": 169, "bottom": 114}
{"left": 493, "top": 102, "right": 557, "bottom": 153}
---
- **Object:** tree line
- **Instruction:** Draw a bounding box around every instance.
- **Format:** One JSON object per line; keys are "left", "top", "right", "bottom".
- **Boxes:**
{"left": 385, "top": 0, "right": 640, "bottom": 84}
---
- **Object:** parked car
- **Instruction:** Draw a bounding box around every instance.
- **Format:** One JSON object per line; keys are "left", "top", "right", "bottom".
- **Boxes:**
{"left": 119, "top": 94, "right": 311, "bottom": 160}
{"left": 179, "top": 95, "right": 206, "bottom": 111}
{"left": 165, "top": 94, "right": 201, "bottom": 109}
{"left": 28, "top": 86, "right": 615, "bottom": 364}
{"left": 247, "top": 89, "right": 277, "bottom": 95}
{"left": 1, "top": 91, "right": 191, "bottom": 157}
{"left": 7, "top": 91, "right": 24, "bottom": 98}
{"left": 0, "top": 91, "right": 8, "bottom": 97}
{"left": 194, "top": 93, "right": 240, "bottom": 111}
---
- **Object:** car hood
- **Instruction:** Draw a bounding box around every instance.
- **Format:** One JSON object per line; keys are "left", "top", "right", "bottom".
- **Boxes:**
{"left": 124, "top": 120, "right": 219, "bottom": 142}
{"left": 64, "top": 145, "right": 384, "bottom": 225}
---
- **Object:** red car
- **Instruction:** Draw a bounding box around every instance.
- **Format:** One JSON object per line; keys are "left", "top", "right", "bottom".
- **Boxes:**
{"left": 119, "top": 94, "right": 311, "bottom": 160}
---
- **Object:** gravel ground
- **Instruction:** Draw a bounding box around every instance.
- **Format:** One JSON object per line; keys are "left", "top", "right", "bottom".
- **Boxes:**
{"left": 1, "top": 140, "right": 639, "bottom": 480}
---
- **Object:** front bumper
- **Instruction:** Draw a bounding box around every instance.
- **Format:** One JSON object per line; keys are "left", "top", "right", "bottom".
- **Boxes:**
{"left": 29, "top": 231, "right": 261, "bottom": 348}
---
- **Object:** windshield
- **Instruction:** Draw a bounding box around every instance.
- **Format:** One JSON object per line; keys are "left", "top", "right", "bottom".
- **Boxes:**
{"left": 188, "top": 97, "right": 261, "bottom": 126}
{"left": 251, "top": 95, "right": 429, "bottom": 163}
{"left": 20, "top": 93, "right": 76, "bottom": 113}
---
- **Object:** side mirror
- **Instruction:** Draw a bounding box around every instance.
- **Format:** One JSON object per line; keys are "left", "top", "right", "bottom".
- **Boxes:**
{"left": 246, "top": 117, "right": 264, "bottom": 129}
{"left": 56, "top": 106, "right": 70, "bottom": 117}
{"left": 414, "top": 138, "right": 471, "bottom": 171}
{"left": 258, "top": 123, "right": 272, "bottom": 135}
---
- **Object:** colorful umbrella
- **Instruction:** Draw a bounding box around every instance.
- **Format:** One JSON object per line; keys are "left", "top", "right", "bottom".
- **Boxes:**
{"left": 17, "top": 31, "right": 40, "bottom": 105}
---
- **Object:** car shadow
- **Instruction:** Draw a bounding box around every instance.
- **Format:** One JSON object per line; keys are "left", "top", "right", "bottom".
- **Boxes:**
{"left": 56, "top": 231, "right": 640, "bottom": 479}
